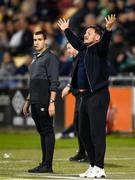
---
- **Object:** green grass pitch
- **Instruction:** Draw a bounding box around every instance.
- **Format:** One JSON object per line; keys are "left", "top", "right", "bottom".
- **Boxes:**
{"left": 0, "top": 131, "right": 135, "bottom": 179}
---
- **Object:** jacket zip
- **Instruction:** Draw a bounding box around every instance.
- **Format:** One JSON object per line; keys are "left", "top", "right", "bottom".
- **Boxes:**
{"left": 84, "top": 47, "right": 93, "bottom": 92}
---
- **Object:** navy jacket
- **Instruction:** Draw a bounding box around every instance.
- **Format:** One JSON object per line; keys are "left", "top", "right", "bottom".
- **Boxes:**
{"left": 64, "top": 28, "right": 112, "bottom": 92}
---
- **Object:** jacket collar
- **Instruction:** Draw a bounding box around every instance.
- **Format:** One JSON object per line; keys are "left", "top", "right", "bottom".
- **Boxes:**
{"left": 34, "top": 48, "right": 49, "bottom": 57}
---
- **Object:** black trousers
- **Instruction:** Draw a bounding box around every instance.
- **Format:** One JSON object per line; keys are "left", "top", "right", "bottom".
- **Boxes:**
{"left": 79, "top": 87, "right": 110, "bottom": 168}
{"left": 31, "top": 104, "right": 55, "bottom": 168}
{"left": 74, "top": 95, "right": 86, "bottom": 155}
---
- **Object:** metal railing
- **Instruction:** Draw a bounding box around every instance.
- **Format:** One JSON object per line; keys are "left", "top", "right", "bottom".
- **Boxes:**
{"left": 0, "top": 75, "right": 135, "bottom": 88}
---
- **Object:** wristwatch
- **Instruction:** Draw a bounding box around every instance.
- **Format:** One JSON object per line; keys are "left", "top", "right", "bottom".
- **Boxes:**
{"left": 50, "top": 99, "right": 55, "bottom": 103}
{"left": 66, "top": 83, "right": 71, "bottom": 88}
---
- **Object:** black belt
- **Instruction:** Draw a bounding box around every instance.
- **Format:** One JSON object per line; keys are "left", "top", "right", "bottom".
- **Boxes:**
{"left": 78, "top": 90, "right": 91, "bottom": 96}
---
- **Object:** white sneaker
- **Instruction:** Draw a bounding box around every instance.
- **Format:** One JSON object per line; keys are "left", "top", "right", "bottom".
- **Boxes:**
{"left": 55, "top": 133, "right": 62, "bottom": 140}
{"left": 79, "top": 165, "right": 93, "bottom": 177}
{"left": 86, "top": 166, "right": 107, "bottom": 178}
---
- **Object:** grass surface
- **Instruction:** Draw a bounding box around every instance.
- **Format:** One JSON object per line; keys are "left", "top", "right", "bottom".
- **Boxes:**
{"left": 0, "top": 131, "right": 135, "bottom": 179}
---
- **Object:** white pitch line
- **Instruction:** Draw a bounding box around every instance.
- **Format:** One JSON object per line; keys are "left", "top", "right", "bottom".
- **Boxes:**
{"left": 18, "top": 172, "right": 135, "bottom": 176}
{"left": 14, "top": 173, "right": 135, "bottom": 180}
{"left": 108, "top": 172, "right": 135, "bottom": 174}
{"left": 1, "top": 178, "right": 135, "bottom": 180}
{"left": 106, "top": 157, "right": 135, "bottom": 160}
{"left": 0, "top": 160, "right": 34, "bottom": 163}
{"left": 39, "top": 176, "right": 135, "bottom": 180}
{"left": 0, "top": 157, "right": 135, "bottom": 163}
{"left": 7, "top": 172, "right": 135, "bottom": 180}
{"left": 54, "top": 157, "right": 135, "bottom": 161}
{"left": 0, "top": 179, "right": 41, "bottom": 180}
{"left": 37, "top": 175, "right": 92, "bottom": 179}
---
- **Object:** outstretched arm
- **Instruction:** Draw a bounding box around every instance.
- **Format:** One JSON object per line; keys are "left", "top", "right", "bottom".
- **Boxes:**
{"left": 57, "top": 18, "right": 85, "bottom": 51}
{"left": 98, "top": 14, "right": 116, "bottom": 54}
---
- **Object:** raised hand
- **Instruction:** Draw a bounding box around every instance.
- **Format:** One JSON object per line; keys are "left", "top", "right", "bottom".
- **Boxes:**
{"left": 57, "top": 18, "right": 69, "bottom": 31}
{"left": 105, "top": 14, "right": 116, "bottom": 30}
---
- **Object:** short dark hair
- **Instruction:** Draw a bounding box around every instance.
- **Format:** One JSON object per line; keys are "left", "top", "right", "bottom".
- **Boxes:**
{"left": 87, "top": 25, "right": 104, "bottom": 37}
{"left": 34, "top": 30, "right": 47, "bottom": 39}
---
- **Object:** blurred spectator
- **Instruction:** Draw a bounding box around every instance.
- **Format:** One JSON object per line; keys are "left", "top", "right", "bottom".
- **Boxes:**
{"left": 82, "top": 13, "right": 97, "bottom": 29}
{"left": 98, "top": 0, "right": 118, "bottom": 24}
{"left": 120, "top": 46, "right": 135, "bottom": 73}
{"left": 116, "top": 0, "right": 126, "bottom": 14}
{"left": 59, "top": 0, "right": 77, "bottom": 19}
{"left": 98, "top": 0, "right": 110, "bottom": 18}
{"left": 128, "top": 46, "right": 135, "bottom": 59}
{"left": 118, "top": 0, "right": 135, "bottom": 46}
{"left": 9, "top": 14, "right": 33, "bottom": 55}
{"left": 69, "top": 0, "right": 87, "bottom": 34}
{"left": 7, "top": 0, "right": 21, "bottom": 13}
{"left": 15, "top": 54, "right": 32, "bottom": 75}
{"left": 108, "top": 29, "right": 128, "bottom": 75}
{"left": 36, "top": 0, "right": 60, "bottom": 22}
{"left": 5, "top": 20, "right": 15, "bottom": 40}
{"left": 21, "top": 0, "right": 36, "bottom": 17}
{"left": 125, "top": 0, "right": 135, "bottom": 13}
{"left": 0, "top": 51, "right": 17, "bottom": 88}
{"left": 0, "top": 23, "right": 8, "bottom": 49}
{"left": 0, "top": 4, "right": 10, "bottom": 23}
{"left": 107, "top": 0, "right": 118, "bottom": 15}
{"left": 125, "top": 11, "right": 135, "bottom": 46}
{"left": 59, "top": 45, "right": 73, "bottom": 76}
{"left": 0, "top": 51, "right": 16, "bottom": 76}
{"left": 86, "top": 0, "right": 100, "bottom": 16}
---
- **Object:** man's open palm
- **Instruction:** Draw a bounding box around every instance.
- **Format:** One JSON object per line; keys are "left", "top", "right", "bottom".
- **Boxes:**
{"left": 105, "top": 14, "right": 116, "bottom": 30}
{"left": 57, "top": 18, "right": 69, "bottom": 31}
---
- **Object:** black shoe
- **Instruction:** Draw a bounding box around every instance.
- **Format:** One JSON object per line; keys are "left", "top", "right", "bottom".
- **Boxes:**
{"left": 28, "top": 163, "right": 53, "bottom": 173}
{"left": 79, "top": 155, "right": 89, "bottom": 163}
{"left": 69, "top": 153, "right": 87, "bottom": 162}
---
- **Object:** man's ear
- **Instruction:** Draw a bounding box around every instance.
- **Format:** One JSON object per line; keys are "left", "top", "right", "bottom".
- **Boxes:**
{"left": 95, "top": 34, "right": 100, "bottom": 41}
{"left": 45, "top": 39, "right": 48, "bottom": 44}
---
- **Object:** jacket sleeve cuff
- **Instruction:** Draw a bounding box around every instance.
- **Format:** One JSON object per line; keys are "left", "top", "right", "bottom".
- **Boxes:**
{"left": 50, "top": 81, "right": 60, "bottom": 92}
{"left": 64, "top": 28, "right": 70, "bottom": 33}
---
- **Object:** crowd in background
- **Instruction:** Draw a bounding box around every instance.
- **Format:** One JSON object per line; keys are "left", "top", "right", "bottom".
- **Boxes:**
{"left": 0, "top": 0, "right": 135, "bottom": 88}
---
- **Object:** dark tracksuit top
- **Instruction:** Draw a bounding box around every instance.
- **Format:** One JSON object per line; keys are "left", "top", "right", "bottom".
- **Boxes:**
{"left": 29, "top": 48, "right": 59, "bottom": 105}
{"left": 65, "top": 29, "right": 112, "bottom": 168}
{"left": 64, "top": 28, "right": 112, "bottom": 93}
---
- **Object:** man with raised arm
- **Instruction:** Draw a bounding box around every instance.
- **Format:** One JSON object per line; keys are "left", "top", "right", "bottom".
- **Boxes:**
{"left": 57, "top": 15, "right": 116, "bottom": 178}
